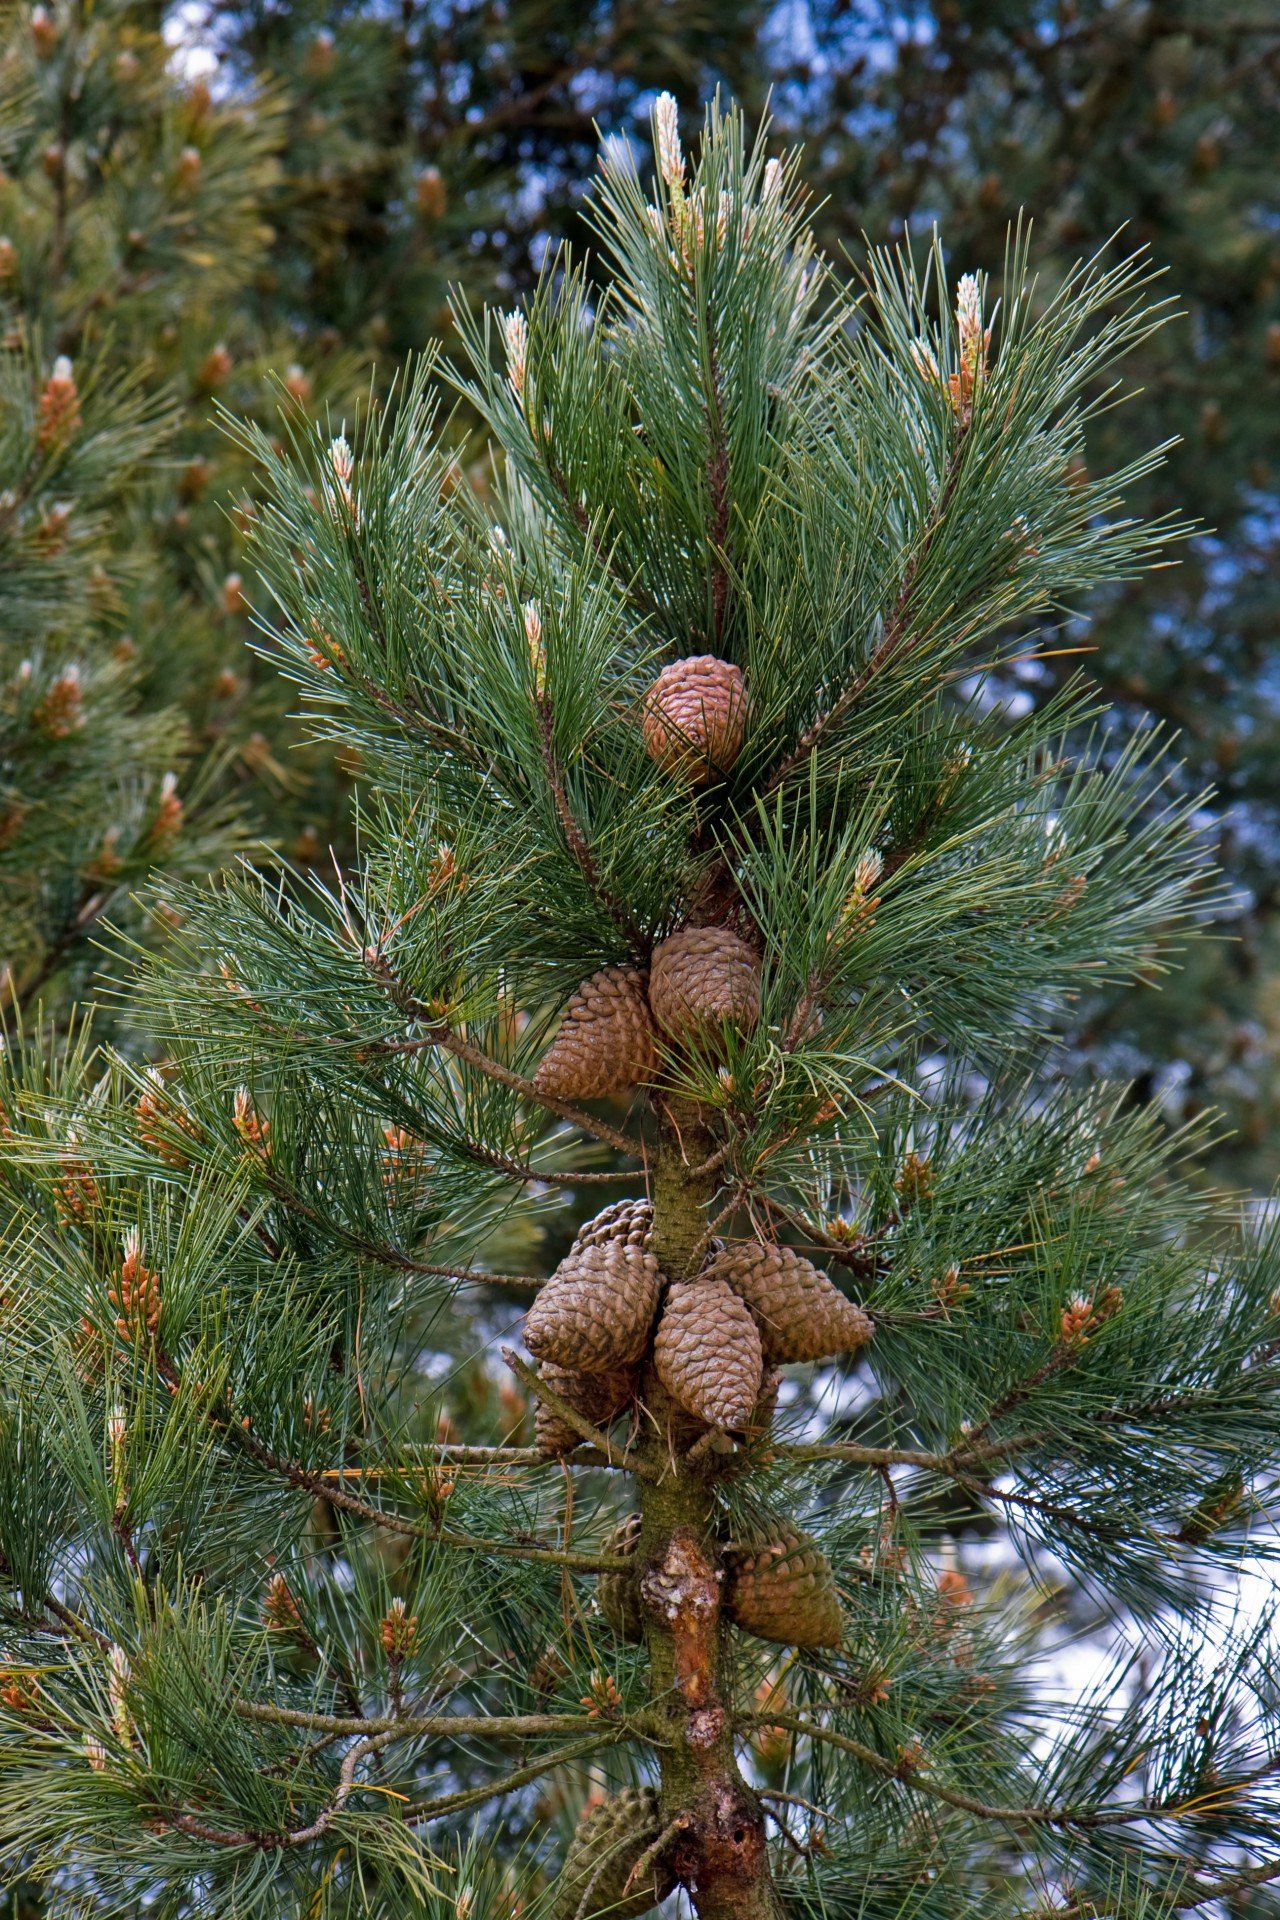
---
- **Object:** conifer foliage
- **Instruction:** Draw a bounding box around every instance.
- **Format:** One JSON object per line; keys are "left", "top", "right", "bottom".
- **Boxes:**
{"left": 3, "top": 98, "right": 1280, "bottom": 1919}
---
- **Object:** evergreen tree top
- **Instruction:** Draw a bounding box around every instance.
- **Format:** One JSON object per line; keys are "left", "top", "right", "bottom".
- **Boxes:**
{"left": 0, "top": 92, "right": 1278, "bottom": 1920}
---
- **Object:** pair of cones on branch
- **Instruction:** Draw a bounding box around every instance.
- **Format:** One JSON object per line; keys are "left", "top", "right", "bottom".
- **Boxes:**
{"left": 525, "top": 1202, "right": 873, "bottom": 1444}
{"left": 533, "top": 927, "right": 762, "bottom": 1104}
{"left": 598, "top": 1513, "right": 843, "bottom": 1652}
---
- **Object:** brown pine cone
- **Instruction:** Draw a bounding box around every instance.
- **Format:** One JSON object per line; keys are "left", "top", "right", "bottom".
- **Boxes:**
{"left": 649, "top": 926, "right": 761, "bottom": 1044}
{"left": 652, "top": 1277, "right": 763, "bottom": 1430}
{"left": 551, "top": 1786, "right": 675, "bottom": 1920}
{"left": 573, "top": 1197, "right": 654, "bottom": 1253}
{"left": 533, "top": 1364, "right": 636, "bottom": 1456}
{"left": 641, "top": 654, "right": 749, "bottom": 785}
{"left": 706, "top": 1242, "right": 874, "bottom": 1363}
{"left": 597, "top": 1512, "right": 645, "bottom": 1642}
{"left": 725, "top": 1528, "right": 843, "bottom": 1648}
{"left": 534, "top": 965, "right": 661, "bottom": 1101}
{"left": 524, "top": 1238, "right": 661, "bottom": 1374}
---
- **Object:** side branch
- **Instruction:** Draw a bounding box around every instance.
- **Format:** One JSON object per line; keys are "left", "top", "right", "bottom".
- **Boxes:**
{"left": 504, "top": 1346, "right": 658, "bottom": 1480}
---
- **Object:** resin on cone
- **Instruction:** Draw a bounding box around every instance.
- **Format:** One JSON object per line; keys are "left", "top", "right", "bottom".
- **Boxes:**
{"left": 725, "top": 1527, "right": 843, "bottom": 1649}
{"left": 597, "top": 1511, "right": 645, "bottom": 1642}
{"left": 649, "top": 925, "right": 761, "bottom": 1043}
{"left": 551, "top": 1787, "right": 675, "bottom": 1920}
{"left": 534, "top": 965, "right": 661, "bottom": 1100}
{"left": 524, "top": 1238, "right": 661, "bottom": 1373}
{"left": 652, "top": 1276, "right": 763, "bottom": 1429}
{"left": 706, "top": 1241, "right": 874, "bottom": 1362}
{"left": 533, "top": 1364, "right": 636, "bottom": 1455}
{"left": 641, "top": 654, "right": 748, "bottom": 785}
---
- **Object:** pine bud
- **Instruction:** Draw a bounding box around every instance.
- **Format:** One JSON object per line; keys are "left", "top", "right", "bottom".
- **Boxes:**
{"left": 580, "top": 1669, "right": 623, "bottom": 1718}
{"left": 31, "top": 7, "right": 58, "bottom": 55}
{"left": 151, "top": 771, "right": 183, "bottom": 844}
{"left": 108, "top": 1229, "right": 161, "bottom": 1341}
{"left": 502, "top": 309, "right": 528, "bottom": 404}
{"left": 221, "top": 572, "right": 246, "bottom": 615}
{"left": 32, "top": 663, "right": 84, "bottom": 736}
{"left": 895, "top": 1150, "right": 934, "bottom": 1209}
{"left": 304, "top": 29, "right": 336, "bottom": 77}
{"left": 379, "top": 1596, "right": 418, "bottom": 1660}
{"left": 283, "top": 363, "right": 312, "bottom": 403}
{"left": 523, "top": 602, "right": 546, "bottom": 697}
{"left": 197, "top": 343, "right": 233, "bottom": 390}
{"left": 328, "top": 434, "right": 356, "bottom": 521}
{"left": 416, "top": 165, "right": 447, "bottom": 221}
{"left": 108, "top": 1646, "right": 134, "bottom": 1748}
{"left": 654, "top": 92, "right": 684, "bottom": 190}
{"left": 0, "top": 237, "right": 16, "bottom": 280}
{"left": 263, "top": 1572, "right": 304, "bottom": 1635}
{"left": 114, "top": 48, "right": 139, "bottom": 83}
{"left": 53, "top": 1131, "right": 101, "bottom": 1224}
{"left": 232, "top": 1087, "right": 270, "bottom": 1157}
{"left": 36, "top": 356, "right": 81, "bottom": 448}
{"left": 175, "top": 145, "right": 202, "bottom": 193}
{"left": 137, "top": 1071, "right": 201, "bottom": 1167}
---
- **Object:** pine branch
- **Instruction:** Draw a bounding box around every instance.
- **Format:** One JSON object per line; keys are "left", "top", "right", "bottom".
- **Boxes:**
{"left": 403, "top": 1729, "right": 627, "bottom": 1827}
{"left": 535, "top": 694, "right": 647, "bottom": 948}
{"left": 234, "top": 1702, "right": 604, "bottom": 1740}
{"left": 503, "top": 1346, "right": 658, "bottom": 1479}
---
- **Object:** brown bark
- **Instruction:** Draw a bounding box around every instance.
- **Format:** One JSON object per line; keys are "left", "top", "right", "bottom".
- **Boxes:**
{"left": 633, "top": 1125, "right": 784, "bottom": 1920}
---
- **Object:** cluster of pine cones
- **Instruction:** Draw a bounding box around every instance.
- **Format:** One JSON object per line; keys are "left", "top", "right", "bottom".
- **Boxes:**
{"left": 535, "top": 653, "right": 762, "bottom": 1100}
{"left": 525, "top": 1199, "right": 872, "bottom": 1440}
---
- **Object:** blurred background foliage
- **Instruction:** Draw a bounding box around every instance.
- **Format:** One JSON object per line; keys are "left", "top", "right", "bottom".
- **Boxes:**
{"left": 3, "top": 0, "right": 1279, "bottom": 1179}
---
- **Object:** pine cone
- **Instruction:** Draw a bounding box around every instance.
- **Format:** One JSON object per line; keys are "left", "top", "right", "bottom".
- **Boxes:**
{"left": 597, "top": 1512, "right": 645, "bottom": 1642}
{"left": 534, "top": 966, "right": 661, "bottom": 1101}
{"left": 534, "top": 1365, "right": 636, "bottom": 1456}
{"left": 574, "top": 1197, "right": 653, "bottom": 1253}
{"left": 706, "top": 1242, "right": 874, "bottom": 1363}
{"left": 653, "top": 1278, "right": 763, "bottom": 1430}
{"left": 551, "top": 1787, "right": 675, "bottom": 1920}
{"left": 649, "top": 926, "right": 761, "bottom": 1044}
{"left": 641, "top": 654, "right": 749, "bottom": 785}
{"left": 725, "top": 1528, "right": 843, "bottom": 1649}
{"left": 524, "top": 1239, "right": 661, "bottom": 1373}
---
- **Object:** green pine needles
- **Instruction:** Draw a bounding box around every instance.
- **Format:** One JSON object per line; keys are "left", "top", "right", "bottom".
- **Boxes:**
{"left": 1, "top": 94, "right": 1278, "bottom": 1920}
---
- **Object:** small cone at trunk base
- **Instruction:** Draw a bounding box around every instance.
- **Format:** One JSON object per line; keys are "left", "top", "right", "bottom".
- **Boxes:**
{"left": 550, "top": 1786, "right": 676, "bottom": 1920}
{"left": 725, "top": 1527, "right": 843, "bottom": 1648}
{"left": 641, "top": 654, "right": 748, "bottom": 785}
{"left": 653, "top": 1277, "right": 763, "bottom": 1430}
{"left": 597, "top": 1512, "right": 645, "bottom": 1641}
{"left": 534, "top": 966, "right": 661, "bottom": 1100}
{"left": 525, "top": 1238, "right": 661, "bottom": 1373}
{"left": 705, "top": 1241, "right": 874, "bottom": 1363}
{"left": 533, "top": 1364, "right": 636, "bottom": 1455}
{"left": 649, "top": 926, "right": 761, "bottom": 1044}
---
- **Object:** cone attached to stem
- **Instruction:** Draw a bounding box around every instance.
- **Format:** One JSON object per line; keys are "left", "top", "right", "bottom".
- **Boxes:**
{"left": 652, "top": 1276, "right": 764, "bottom": 1430}
{"left": 641, "top": 654, "right": 749, "bottom": 785}
{"left": 649, "top": 925, "right": 762, "bottom": 1044}
{"left": 705, "top": 1242, "right": 874, "bottom": 1362}
{"left": 534, "top": 966, "right": 661, "bottom": 1100}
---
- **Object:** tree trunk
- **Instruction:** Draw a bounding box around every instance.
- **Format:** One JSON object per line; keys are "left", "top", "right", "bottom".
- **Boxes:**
{"left": 637, "top": 1120, "right": 783, "bottom": 1920}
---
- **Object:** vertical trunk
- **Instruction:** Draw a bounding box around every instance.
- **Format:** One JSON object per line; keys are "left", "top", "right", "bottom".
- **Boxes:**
{"left": 637, "top": 1122, "right": 783, "bottom": 1920}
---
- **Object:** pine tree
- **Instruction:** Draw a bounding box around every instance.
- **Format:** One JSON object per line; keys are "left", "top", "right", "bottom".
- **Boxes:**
{"left": 2, "top": 97, "right": 1280, "bottom": 1920}
{"left": 0, "top": 0, "right": 370, "bottom": 1025}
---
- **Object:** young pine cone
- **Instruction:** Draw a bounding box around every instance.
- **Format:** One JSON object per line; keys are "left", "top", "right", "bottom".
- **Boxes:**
{"left": 725, "top": 1528, "right": 843, "bottom": 1649}
{"left": 524, "top": 1238, "right": 661, "bottom": 1374}
{"left": 534, "top": 966, "right": 661, "bottom": 1101}
{"left": 551, "top": 1786, "right": 675, "bottom": 1920}
{"left": 534, "top": 1365, "right": 636, "bottom": 1456}
{"left": 649, "top": 925, "right": 761, "bottom": 1044}
{"left": 573, "top": 1197, "right": 653, "bottom": 1253}
{"left": 597, "top": 1512, "right": 645, "bottom": 1642}
{"left": 641, "top": 654, "right": 749, "bottom": 785}
{"left": 705, "top": 1242, "right": 874, "bottom": 1363}
{"left": 653, "top": 1277, "right": 763, "bottom": 1431}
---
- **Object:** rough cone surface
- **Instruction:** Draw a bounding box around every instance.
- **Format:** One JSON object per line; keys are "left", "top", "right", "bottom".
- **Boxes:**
{"left": 575, "top": 1197, "right": 654, "bottom": 1253}
{"left": 641, "top": 654, "right": 749, "bottom": 785}
{"left": 653, "top": 1277, "right": 763, "bottom": 1430}
{"left": 725, "top": 1527, "right": 843, "bottom": 1648}
{"left": 534, "top": 965, "right": 661, "bottom": 1100}
{"left": 533, "top": 1364, "right": 635, "bottom": 1455}
{"left": 706, "top": 1241, "right": 874, "bottom": 1362}
{"left": 524, "top": 1238, "right": 661, "bottom": 1373}
{"left": 649, "top": 926, "right": 761, "bottom": 1044}
{"left": 597, "top": 1511, "right": 645, "bottom": 1641}
{"left": 551, "top": 1786, "right": 675, "bottom": 1920}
